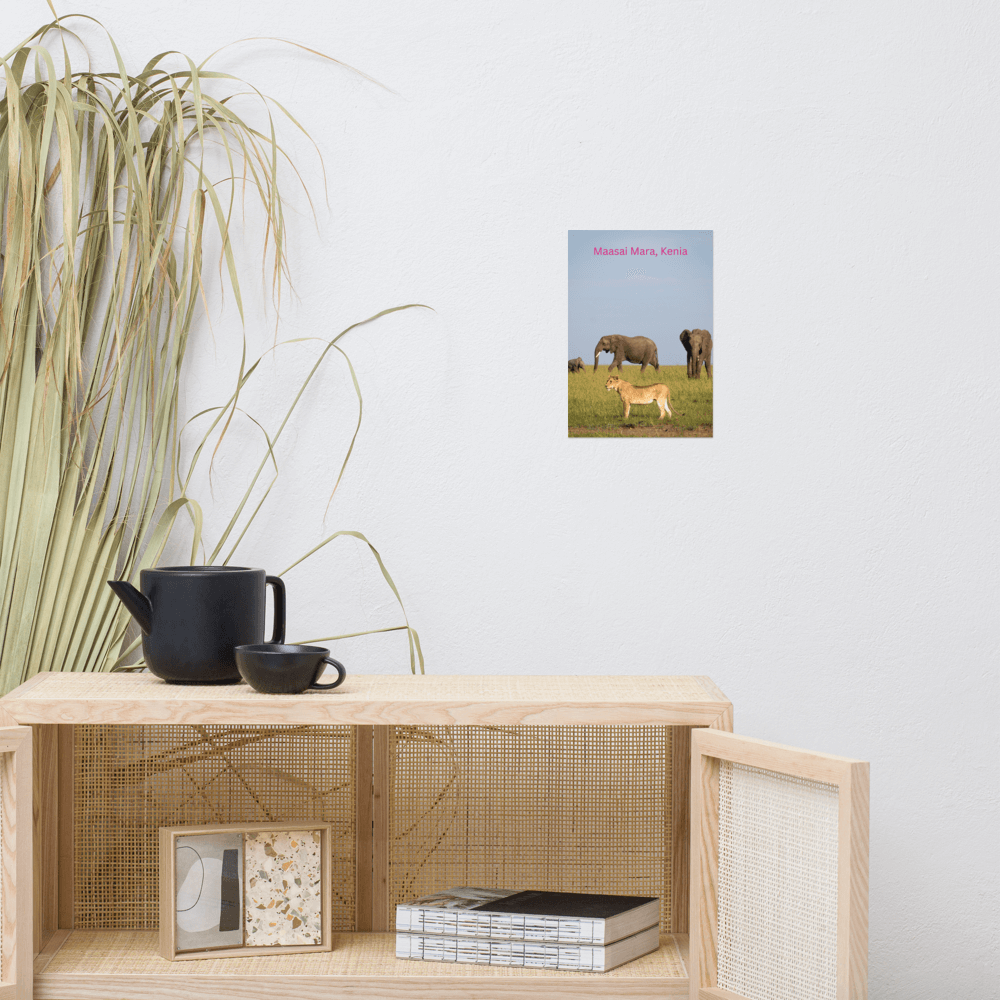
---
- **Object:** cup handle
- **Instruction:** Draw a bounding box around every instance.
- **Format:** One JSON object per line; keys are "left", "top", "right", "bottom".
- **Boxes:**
{"left": 310, "top": 658, "right": 346, "bottom": 691}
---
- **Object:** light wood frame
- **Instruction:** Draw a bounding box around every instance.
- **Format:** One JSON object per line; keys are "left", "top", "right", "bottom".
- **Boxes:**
{"left": 4, "top": 673, "right": 740, "bottom": 999}
{"left": 353, "top": 724, "right": 393, "bottom": 931}
{"left": 689, "top": 729, "right": 869, "bottom": 1000}
{"left": 0, "top": 726, "right": 32, "bottom": 1000}
{"left": 158, "top": 821, "right": 333, "bottom": 961}
{"left": 1, "top": 672, "right": 734, "bottom": 728}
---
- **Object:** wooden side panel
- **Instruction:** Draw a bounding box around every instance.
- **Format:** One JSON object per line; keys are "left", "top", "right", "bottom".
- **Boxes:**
{"left": 371, "top": 726, "right": 392, "bottom": 932}
{"left": 32, "top": 725, "right": 59, "bottom": 950}
{"left": 689, "top": 729, "right": 868, "bottom": 1000}
{"left": 689, "top": 746, "right": 719, "bottom": 999}
{"left": 0, "top": 748, "right": 16, "bottom": 987}
{"left": 670, "top": 726, "right": 691, "bottom": 935}
{"left": 354, "top": 726, "right": 374, "bottom": 932}
{"left": 57, "top": 726, "right": 73, "bottom": 930}
{"left": 842, "top": 761, "right": 869, "bottom": 1000}
{"left": 0, "top": 727, "right": 33, "bottom": 1000}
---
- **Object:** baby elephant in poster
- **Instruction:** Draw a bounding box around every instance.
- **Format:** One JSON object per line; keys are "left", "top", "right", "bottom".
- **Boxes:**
{"left": 605, "top": 376, "right": 672, "bottom": 420}
{"left": 568, "top": 357, "right": 585, "bottom": 372}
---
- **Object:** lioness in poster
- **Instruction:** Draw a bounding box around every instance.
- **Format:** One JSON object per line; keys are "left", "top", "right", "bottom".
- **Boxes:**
{"left": 605, "top": 376, "right": 672, "bottom": 420}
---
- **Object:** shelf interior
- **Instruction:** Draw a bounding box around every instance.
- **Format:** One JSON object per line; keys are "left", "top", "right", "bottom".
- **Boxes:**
{"left": 38, "top": 930, "right": 688, "bottom": 980}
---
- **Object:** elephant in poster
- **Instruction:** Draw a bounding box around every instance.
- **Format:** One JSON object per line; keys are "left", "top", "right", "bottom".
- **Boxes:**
{"left": 568, "top": 357, "right": 585, "bottom": 372}
{"left": 593, "top": 335, "right": 659, "bottom": 372}
{"left": 680, "top": 329, "right": 712, "bottom": 379}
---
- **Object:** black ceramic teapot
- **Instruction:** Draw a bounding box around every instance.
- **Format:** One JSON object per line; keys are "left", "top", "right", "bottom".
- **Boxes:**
{"left": 108, "top": 566, "right": 286, "bottom": 684}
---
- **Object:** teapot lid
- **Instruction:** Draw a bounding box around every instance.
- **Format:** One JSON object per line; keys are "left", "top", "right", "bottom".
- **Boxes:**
{"left": 144, "top": 565, "right": 264, "bottom": 574}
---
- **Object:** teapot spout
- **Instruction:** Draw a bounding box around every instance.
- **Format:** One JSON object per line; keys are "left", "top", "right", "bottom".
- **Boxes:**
{"left": 107, "top": 580, "right": 153, "bottom": 634}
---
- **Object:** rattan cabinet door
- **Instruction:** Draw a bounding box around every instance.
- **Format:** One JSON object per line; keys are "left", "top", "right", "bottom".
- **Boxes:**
{"left": 689, "top": 729, "right": 868, "bottom": 1000}
{"left": 0, "top": 726, "right": 31, "bottom": 1000}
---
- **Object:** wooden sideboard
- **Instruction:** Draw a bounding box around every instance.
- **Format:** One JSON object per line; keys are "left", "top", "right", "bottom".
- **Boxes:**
{"left": 0, "top": 672, "right": 866, "bottom": 1000}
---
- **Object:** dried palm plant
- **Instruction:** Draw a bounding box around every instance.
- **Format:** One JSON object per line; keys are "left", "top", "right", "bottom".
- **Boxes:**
{"left": 0, "top": 15, "right": 422, "bottom": 694}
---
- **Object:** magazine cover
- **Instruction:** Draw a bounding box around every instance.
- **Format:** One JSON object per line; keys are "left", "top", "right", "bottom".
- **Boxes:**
{"left": 401, "top": 887, "right": 517, "bottom": 911}
{"left": 568, "top": 230, "right": 713, "bottom": 438}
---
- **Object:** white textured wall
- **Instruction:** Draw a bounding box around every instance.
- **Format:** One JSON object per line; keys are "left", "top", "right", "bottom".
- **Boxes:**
{"left": 11, "top": 1, "right": 999, "bottom": 994}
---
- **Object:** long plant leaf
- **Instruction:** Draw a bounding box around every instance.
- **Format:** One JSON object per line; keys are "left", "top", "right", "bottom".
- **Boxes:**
{"left": 0, "top": 17, "right": 425, "bottom": 691}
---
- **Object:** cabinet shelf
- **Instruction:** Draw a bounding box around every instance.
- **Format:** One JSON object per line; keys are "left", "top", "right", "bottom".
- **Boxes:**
{"left": 0, "top": 671, "right": 732, "bottom": 727}
{"left": 34, "top": 930, "right": 690, "bottom": 999}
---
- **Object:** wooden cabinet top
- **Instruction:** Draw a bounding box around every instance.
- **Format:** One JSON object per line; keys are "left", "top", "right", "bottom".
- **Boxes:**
{"left": 0, "top": 672, "right": 732, "bottom": 727}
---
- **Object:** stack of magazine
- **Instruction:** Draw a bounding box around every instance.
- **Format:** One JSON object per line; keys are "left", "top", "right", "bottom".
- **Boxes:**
{"left": 395, "top": 886, "right": 660, "bottom": 972}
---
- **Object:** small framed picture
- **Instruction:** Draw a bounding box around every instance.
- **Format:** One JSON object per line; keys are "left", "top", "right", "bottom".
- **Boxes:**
{"left": 159, "top": 822, "right": 332, "bottom": 960}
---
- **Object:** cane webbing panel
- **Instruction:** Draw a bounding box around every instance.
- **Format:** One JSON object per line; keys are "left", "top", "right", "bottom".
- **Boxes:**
{"left": 717, "top": 761, "right": 839, "bottom": 1000}
{"left": 73, "top": 725, "right": 355, "bottom": 931}
{"left": 389, "top": 726, "right": 672, "bottom": 931}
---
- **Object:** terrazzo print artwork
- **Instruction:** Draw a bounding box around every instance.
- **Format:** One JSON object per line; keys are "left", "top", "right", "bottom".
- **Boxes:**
{"left": 244, "top": 830, "right": 323, "bottom": 946}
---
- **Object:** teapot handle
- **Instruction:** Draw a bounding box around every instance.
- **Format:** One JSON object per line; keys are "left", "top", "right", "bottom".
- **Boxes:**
{"left": 265, "top": 575, "right": 286, "bottom": 644}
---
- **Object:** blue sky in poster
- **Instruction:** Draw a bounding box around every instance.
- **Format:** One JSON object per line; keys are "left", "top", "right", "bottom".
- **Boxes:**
{"left": 568, "top": 230, "right": 713, "bottom": 367}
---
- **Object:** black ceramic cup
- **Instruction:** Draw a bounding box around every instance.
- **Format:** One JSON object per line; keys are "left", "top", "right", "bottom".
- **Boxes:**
{"left": 234, "top": 644, "right": 347, "bottom": 694}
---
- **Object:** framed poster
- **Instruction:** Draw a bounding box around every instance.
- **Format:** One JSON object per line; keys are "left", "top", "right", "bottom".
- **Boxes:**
{"left": 159, "top": 822, "right": 332, "bottom": 960}
{"left": 568, "top": 230, "right": 713, "bottom": 438}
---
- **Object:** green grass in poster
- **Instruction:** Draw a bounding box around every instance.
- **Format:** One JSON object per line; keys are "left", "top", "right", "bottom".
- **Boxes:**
{"left": 568, "top": 365, "right": 713, "bottom": 438}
